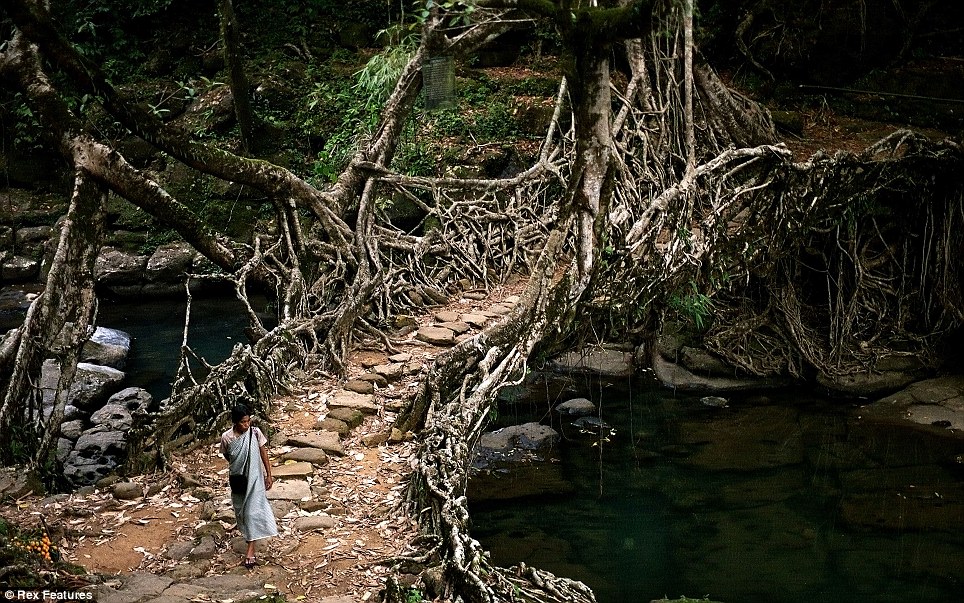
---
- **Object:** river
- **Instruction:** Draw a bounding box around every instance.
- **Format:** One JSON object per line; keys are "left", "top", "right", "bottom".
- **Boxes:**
{"left": 470, "top": 375, "right": 964, "bottom": 603}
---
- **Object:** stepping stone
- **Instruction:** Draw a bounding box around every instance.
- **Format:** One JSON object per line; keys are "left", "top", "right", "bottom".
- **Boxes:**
{"left": 288, "top": 431, "right": 345, "bottom": 456}
{"left": 374, "top": 363, "right": 405, "bottom": 382}
{"left": 437, "top": 321, "right": 471, "bottom": 334}
{"left": 478, "top": 310, "right": 502, "bottom": 319}
{"left": 464, "top": 292, "right": 487, "bottom": 300}
{"left": 416, "top": 326, "right": 456, "bottom": 346}
{"left": 489, "top": 304, "right": 513, "bottom": 315}
{"left": 292, "top": 515, "right": 338, "bottom": 532}
{"left": 344, "top": 379, "right": 374, "bottom": 394}
{"left": 461, "top": 313, "right": 488, "bottom": 328}
{"left": 328, "top": 390, "right": 379, "bottom": 415}
{"left": 282, "top": 448, "right": 329, "bottom": 466}
{"left": 356, "top": 373, "right": 388, "bottom": 387}
{"left": 456, "top": 333, "right": 475, "bottom": 343}
{"left": 272, "top": 461, "right": 314, "bottom": 478}
{"left": 328, "top": 407, "right": 365, "bottom": 428}
{"left": 315, "top": 418, "right": 349, "bottom": 436}
{"left": 505, "top": 295, "right": 521, "bottom": 304}
{"left": 362, "top": 432, "right": 390, "bottom": 447}
{"left": 388, "top": 352, "right": 412, "bottom": 363}
{"left": 265, "top": 479, "right": 312, "bottom": 501}
{"left": 434, "top": 311, "right": 461, "bottom": 323}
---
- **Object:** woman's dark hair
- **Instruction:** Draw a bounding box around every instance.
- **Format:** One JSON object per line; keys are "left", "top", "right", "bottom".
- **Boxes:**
{"left": 231, "top": 404, "right": 250, "bottom": 425}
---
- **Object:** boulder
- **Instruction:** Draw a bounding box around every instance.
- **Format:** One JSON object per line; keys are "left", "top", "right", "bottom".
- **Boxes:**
{"left": 652, "top": 350, "right": 790, "bottom": 392}
{"left": 554, "top": 397, "right": 596, "bottom": 417}
{"left": 474, "top": 422, "right": 560, "bottom": 468}
{"left": 64, "top": 430, "right": 129, "bottom": 484}
{"left": 146, "top": 242, "right": 197, "bottom": 283}
{"left": 59, "top": 420, "right": 85, "bottom": 440}
{"left": 41, "top": 360, "right": 125, "bottom": 411}
{"left": 95, "top": 247, "right": 149, "bottom": 286}
{"left": 1, "top": 255, "right": 40, "bottom": 281}
{"left": 551, "top": 345, "right": 634, "bottom": 377}
{"left": 113, "top": 481, "right": 142, "bottom": 500}
{"left": 106, "top": 387, "right": 153, "bottom": 415}
{"left": 81, "top": 327, "right": 132, "bottom": 369}
{"left": 90, "top": 403, "right": 134, "bottom": 431}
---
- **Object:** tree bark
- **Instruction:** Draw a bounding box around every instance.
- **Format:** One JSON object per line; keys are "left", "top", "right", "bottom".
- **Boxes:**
{"left": 218, "top": 0, "right": 254, "bottom": 154}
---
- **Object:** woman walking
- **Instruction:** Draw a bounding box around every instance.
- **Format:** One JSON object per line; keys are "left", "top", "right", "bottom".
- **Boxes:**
{"left": 220, "top": 403, "right": 277, "bottom": 568}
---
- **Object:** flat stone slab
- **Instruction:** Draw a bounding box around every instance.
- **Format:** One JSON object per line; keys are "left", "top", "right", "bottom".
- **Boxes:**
{"left": 293, "top": 515, "right": 338, "bottom": 532}
{"left": 265, "top": 479, "right": 312, "bottom": 501}
{"left": 434, "top": 311, "right": 461, "bottom": 323}
{"left": 487, "top": 304, "right": 513, "bottom": 315}
{"left": 344, "top": 379, "right": 374, "bottom": 394}
{"left": 316, "top": 418, "right": 350, "bottom": 435}
{"left": 388, "top": 352, "right": 412, "bottom": 363}
{"left": 416, "top": 326, "right": 456, "bottom": 346}
{"left": 328, "top": 390, "right": 379, "bottom": 415}
{"left": 437, "top": 321, "right": 471, "bottom": 334}
{"left": 288, "top": 431, "right": 345, "bottom": 456}
{"left": 272, "top": 461, "right": 314, "bottom": 478}
{"left": 282, "top": 447, "right": 329, "bottom": 466}
{"left": 374, "top": 363, "right": 405, "bottom": 381}
{"left": 461, "top": 313, "right": 488, "bottom": 328}
{"left": 328, "top": 407, "right": 364, "bottom": 428}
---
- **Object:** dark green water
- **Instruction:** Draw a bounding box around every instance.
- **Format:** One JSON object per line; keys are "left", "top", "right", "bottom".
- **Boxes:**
{"left": 470, "top": 376, "right": 964, "bottom": 603}
{"left": 96, "top": 296, "right": 271, "bottom": 402}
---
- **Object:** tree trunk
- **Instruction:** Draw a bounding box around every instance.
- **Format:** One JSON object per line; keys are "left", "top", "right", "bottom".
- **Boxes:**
{"left": 218, "top": 0, "right": 254, "bottom": 154}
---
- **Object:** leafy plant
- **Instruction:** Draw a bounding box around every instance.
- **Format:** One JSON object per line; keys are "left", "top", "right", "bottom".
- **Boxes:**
{"left": 404, "top": 588, "right": 424, "bottom": 603}
{"left": 668, "top": 282, "right": 715, "bottom": 331}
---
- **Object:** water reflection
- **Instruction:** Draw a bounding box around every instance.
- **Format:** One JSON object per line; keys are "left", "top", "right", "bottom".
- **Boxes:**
{"left": 470, "top": 377, "right": 964, "bottom": 603}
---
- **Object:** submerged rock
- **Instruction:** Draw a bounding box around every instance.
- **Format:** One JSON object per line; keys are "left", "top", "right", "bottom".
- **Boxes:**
{"left": 554, "top": 397, "right": 596, "bottom": 417}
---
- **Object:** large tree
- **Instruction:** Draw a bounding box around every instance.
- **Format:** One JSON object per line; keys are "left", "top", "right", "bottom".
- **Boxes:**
{"left": 1, "top": 1, "right": 961, "bottom": 601}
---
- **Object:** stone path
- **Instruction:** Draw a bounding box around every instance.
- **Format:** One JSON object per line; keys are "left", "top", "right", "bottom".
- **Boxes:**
{"left": 4, "top": 291, "right": 526, "bottom": 602}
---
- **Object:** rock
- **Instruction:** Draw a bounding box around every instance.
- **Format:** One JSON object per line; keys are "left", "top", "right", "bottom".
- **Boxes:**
{"left": 373, "top": 362, "right": 405, "bottom": 382}
{"left": 195, "top": 522, "right": 226, "bottom": 539}
{"left": 652, "top": 350, "right": 790, "bottom": 392}
{"left": 272, "top": 461, "right": 314, "bottom": 478}
{"left": 328, "top": 390, "right": 379, "bottom": 415}
{"left": 113, "top": 481, "right": 142, "bottom": 500}
{"left": 164, "top": 541, "right": 194, "bottom": 561}
{"left": 65, "top": 429, "right": 129, "bottom": 484}
{"left": 270, "top": 499, "right": 297, "bottom": 519}
{"left": 463, "top": 292, "right": 487, "bottom": 300}
{"left": 680, "top": 346, "right": 735, "bottom": 377}
{"left": 434, "top": 311, "right": 461, "bottom": 323}
{"left": 60, "top": 419, "right": 85, "bottom": 440}
{"left": 0, "top": 470, "right": 44, "bottom": 498}
{"left": 287, "top": 431, "right": 344, "bottom": 456}
{"left": 146, "top": 242, "right": 197, "bottom": 284}
{"left": 437, "top": 321, "right": 471, "bottom": 334}
{"left": 1, "top": 255, "right": 40, "bottom": 281}
{"left": 460, "top": 313, "right": 488, "bottom": 328}
{"left": 281, "top": 448, "right": 329, "bottom": 466}
{"left": 356, "top": 373, "right": 389, "bottom": 387}
{"left": 504, "top": 295, "right": 521, "bottom": 304}
{"left": 475, "top": 422, "right": 560, "bottom": 467}
{"left": 327, "top": 407, "right": 364, "bottom": 428}
{"left": 87, "top": 572, "right": 173, "bottom": 602}
{"left": 551, "top": 345, "right": 634, "bottom": 378}
{"left": 344, "top": 379, "right": 374, "bottom": 394}
{"left": 362, "top": 432, "right": 390, "bottom": 447}
{"left": 292, "top": 515, "right": 338, "bottom": 532}
{"left": 56, "top": 438, "right": 72, "bottom": 462}
{"left": 816, "top": 369, "right": 918, "bottom": 397}
{"left": 299, "top": 500, "right": 329, "bottom": 513}
{"left": 90, "top": 403, "right": 134, "bottom": 431}
{"left": 188, "top": 536, "right": 218, "bottom": 560}
{"left": 41, "top": 360, "right": 126, "bottom": 411}
{"left": 701, "top": 396, "right": 730, "bottom": 408}
{"left": 95, "top": 247, "right": 149, "bottom": 287}
{"left": 180, "top": 472, "right": 203, "bottom": 488}
{"left": 315, "top": 418, "right": 350, "bottom": 435}
{"left": 265, "top": 479, "right": 311, "bottom": 501}
{"left": 416, "top": 326, "right": 456, "bottom": 346}
{"left": 554, "top": 397, "right": 596, "bottom": 417}
{"left": 81, "top": 327, "right": 132, "bottom": 370}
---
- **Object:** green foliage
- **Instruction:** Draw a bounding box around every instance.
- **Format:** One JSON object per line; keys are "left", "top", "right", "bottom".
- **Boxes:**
{"left": 668, "top": 282, "right": 715, "bottom": 331}
{"left": 404, "top": 588, "right": 424, "bottom": 603}
{"left": 7, "top": 93, "right": 43, "bottom": 151}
